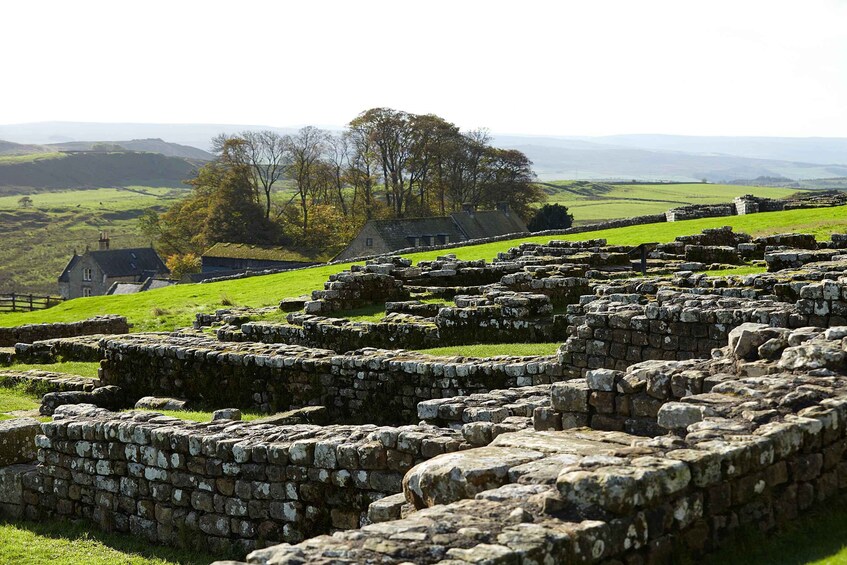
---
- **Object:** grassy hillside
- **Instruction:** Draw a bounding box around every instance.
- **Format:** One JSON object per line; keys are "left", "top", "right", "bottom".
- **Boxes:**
{"left": 540, "top": 181, "right": 805, "bottom": 223}
{"left": 0, "top": 151, "right": 200, "bottom": 194}
{"left": 0, "top": 187, "right": 186, "bottom": 294}
{"left": 2, "top": 205, "right": 846, "bottom": 332}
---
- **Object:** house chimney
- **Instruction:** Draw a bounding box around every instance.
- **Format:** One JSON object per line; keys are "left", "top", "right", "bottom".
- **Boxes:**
{"left": 496, "top": 201, "right": 510, "bottom": 214}
{"left": 461, "top": 202, "right": 475, "bottom": 216}
{"left": 98, "top": 232, "right": 110, "bottom": 250}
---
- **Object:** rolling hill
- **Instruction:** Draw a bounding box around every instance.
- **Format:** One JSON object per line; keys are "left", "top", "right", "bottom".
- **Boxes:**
{"left": 2, "top": 122, "right": 847, "bottom": 185}
{"left": 492, "top": 135, "right": 847, "bottom": 182}
{"left": 0, "top": 143, "right": 205, "bottom": 194}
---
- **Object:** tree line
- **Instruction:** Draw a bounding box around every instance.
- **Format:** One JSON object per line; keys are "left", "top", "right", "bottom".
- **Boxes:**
{"left": 141, "top": 107, "right": 560, "bottom": 274}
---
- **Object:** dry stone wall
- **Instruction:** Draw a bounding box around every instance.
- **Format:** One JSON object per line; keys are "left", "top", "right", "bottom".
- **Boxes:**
{"left": 99, "top": 334, "right": 564, "bottom": 424}
{"left": 19, "top": 405, "right": 465, "bottom": 554}
{"left": 0, "top": 369, "right": 98, "bottom": 396}
{"left": 0, "top": 315, "right": 128, "bottom": 347}
{"left": 229, "top": 325, "right": 847, "bottom": 565}
{"left": 224, "top": 313, "right": 440, "bottom": 353}
{"left": 557, "top": 291, "right": 795, "bottom": 377}
{"left": 14, "top": 334, "right": 110, "bottom": 363}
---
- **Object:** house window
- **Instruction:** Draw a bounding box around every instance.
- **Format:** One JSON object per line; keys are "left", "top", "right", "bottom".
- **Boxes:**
{"left": 83, "top": 268, "right": 92, "bottom": 281}
{"left": 82, "top": 288, "right": 92, "bottom": 297}
{"left": 365, "top": 237, "right": 373, "bottom": 247}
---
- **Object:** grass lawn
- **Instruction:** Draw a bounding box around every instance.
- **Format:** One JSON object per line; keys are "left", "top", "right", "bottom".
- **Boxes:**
{"left": 415, "top": 342, "right": 560, "bottom": 357}
{"left": 1, "top": 205, "right": 846, "bottom": 332}
{"left": 5, "top": 361, "right": 101, "bottom": 379}
{"left": 0, "top": 386, "right": 40, "bottom": 414}
{"left": 0, "top": 518, "right": 224, "bottom": 565}
{"left": 131, "top": 408, "right": 265, "bottom": 422}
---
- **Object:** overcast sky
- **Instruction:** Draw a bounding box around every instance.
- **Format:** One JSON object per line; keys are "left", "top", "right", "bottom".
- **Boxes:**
{"left": 2, "top": 0, "right": 845, "bottom": 137}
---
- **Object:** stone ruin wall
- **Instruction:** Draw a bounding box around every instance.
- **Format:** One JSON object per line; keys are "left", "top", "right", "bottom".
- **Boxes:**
{"left": 221, "top": 324, "right": 847, "bottom": 564}
{"left": 0, "top": 315, "right": 129, "bottom": 347}
{"left": 98, "top": 334, "right": 563, "bottom": 424}
{"left": 13, "top": 405, "right": 466, "bottom": 554}
{"left": 4, "top": 222, "right": 847, "bottom": 564}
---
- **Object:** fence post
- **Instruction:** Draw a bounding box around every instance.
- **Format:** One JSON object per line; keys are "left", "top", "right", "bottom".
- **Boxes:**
{"left": 29, "top": 294, "right": 33, "bottom": 311}
{"left": 10, "top": 292, "right": 15, "bottom": 312}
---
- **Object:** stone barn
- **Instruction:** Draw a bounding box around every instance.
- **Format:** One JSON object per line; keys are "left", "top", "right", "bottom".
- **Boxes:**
{"left": 335, "top": 203, "right": 528, "bottom": 261}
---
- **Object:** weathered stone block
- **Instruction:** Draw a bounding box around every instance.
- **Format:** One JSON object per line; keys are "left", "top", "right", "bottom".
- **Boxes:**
{"left": 0, "top": 418, "right": 40, "bottom": 466}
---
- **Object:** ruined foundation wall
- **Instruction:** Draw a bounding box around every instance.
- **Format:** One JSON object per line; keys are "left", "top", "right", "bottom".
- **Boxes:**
{"left": 100, "top": 335, "right": 563, "bottom": 423}
{"left": 19, "top": 406, "right": 465, "bottom": 554}
{"left": 557, "top": 291, "right": 797, "bottom": 377}
{"left": 0, "top": 316, "right": 129, "bottom": 347}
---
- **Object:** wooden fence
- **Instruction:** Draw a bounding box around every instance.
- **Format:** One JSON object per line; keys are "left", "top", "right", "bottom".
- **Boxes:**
{"left": 0, "top": 293, "right": 64, "bottom": 312}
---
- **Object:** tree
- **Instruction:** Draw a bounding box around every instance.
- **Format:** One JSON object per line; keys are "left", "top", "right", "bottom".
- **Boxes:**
{"left": 350, "top": 108, "right": 414, "bottom": 216}
{"left": 527, "top": 203, "right": 573, "bottom": 232}
{"left": 345, "top": 120, "right": 380, "bottom": 219}
{"left": 17, "top": 196, "right": 33, "bottom": 208}
{"left": 477, "top": 147, "right": 543, "bottom": 220}
{"left": 146, "top": 160, "right": 281, "bottom": 256}
{"left": 212, "top": 131, "right": 288, "bottom": 219}
{"left": 165, "top": 253, "right": 201, "bottom": 280}
{"left": 286, "top": 126, "right": 330, "bottom": 235}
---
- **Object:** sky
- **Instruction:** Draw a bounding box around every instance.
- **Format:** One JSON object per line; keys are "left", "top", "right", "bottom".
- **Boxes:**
{"left": 2, "top": 0, "right": 846, "bottom": 137}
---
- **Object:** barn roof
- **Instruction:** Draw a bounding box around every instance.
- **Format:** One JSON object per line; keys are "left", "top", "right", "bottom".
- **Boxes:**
{"left": 202, "top": 243, "right": 331, "bottom": 263}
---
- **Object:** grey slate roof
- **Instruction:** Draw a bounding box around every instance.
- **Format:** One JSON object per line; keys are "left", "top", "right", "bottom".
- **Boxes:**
{"left": 58, "top": 255, "right": 80, "bottom": 283}
{"left": 450, "top": 210, "right": 528, "bottom": 240}
{"left": 369, "top": 216, "right": 465, "bottom": 250}
{"left": 89, "top": 248, "right": 168, "bottom": 277}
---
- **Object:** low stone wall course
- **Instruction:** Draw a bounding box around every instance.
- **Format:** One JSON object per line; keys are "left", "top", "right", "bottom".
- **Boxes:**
{"left": 0, "top": 370, "right": 99, "bottom": 396}
{"left": 14, "top": 334, "right": 108, "bottom": 363}
{"left": 229, "top": 325, "right": 847, "bottom": 564}
{"left": 100, "top": 334, "right": 563, "bottom": 423}
{"left": 21, "top": 406, "right": 464, "bottom": 553}
{"left": 0, "top": 315, "right": 129, "bottom": 347}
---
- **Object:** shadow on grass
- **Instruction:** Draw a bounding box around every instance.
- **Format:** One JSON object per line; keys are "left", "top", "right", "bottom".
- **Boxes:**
{"left": 0, "top": 518, "right": 236, "bottom": 565}
{"left": 697, "top": 495, "right": 847, "bottom": 565}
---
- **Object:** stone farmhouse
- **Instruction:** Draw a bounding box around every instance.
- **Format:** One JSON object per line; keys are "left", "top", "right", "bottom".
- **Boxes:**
{"left": 334, "top": 203, "right": 528, "bottom": 261}
{"left": 57, "top": 233, "right": 169, "bottom": 299}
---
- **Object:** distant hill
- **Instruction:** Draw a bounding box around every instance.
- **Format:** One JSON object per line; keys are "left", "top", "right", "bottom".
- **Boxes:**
{"left": 492, "top": 135, "right": 847, "bottom": 182}
{"left": 0, "top": 150, "right": 202, "bottom": 194}
{"left": 0, "top": 138, "right": 213, "bottom": 161}
{"left": 2, "top": 122, "right": 847, "bottom": 184}
{"left": 0, "top": 122, "right": 298, "bottom": 153}
{"left": 588, "top": 134, "right": 847, "bottom": 166}
{"left": 0, "top": 139, "right": 52, "bottom": 156}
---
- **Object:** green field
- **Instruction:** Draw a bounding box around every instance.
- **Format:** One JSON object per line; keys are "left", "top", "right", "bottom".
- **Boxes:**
{"left": 415, "top": 342, "right": 560, "bottom": 357}
{"left": 0, "top": 186, "right": 186, "bottom": 294}
{"left": 4, "top": 361, "right": 101, "bottom": 378}
{"left": 0, "top": 519, "right": 222, "bottom": 565}
{"left": 0, "top": 386, "right": 40, "bottom": 418}
{"left": 2, "top": 205, "right": 845, "bottom": 332}
{"left": 541, "top": 181, "right": 804, "bottom": 223}
{"left": 0, "top": 152, "right": 66, "bottom": 165}
{"left": 0, "top": 180, "right": 813, "bottom": 295}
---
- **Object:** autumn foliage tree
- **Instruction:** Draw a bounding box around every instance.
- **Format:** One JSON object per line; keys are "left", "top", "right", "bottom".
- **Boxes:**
{"left": 141, "top": 141, "right": 281, "bottom": 257}
{"left": 145, "top": 108, "right": 543, "bottom": 258}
